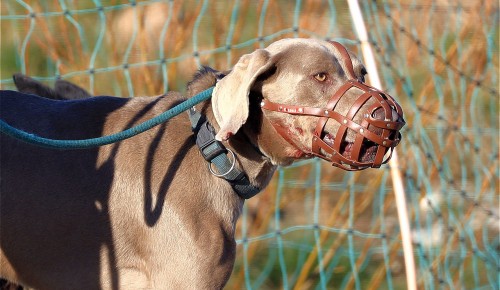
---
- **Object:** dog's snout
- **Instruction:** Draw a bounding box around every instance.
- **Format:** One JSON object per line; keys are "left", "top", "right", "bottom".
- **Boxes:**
{"left": 371, "top": 107, "right": 403, "bottom": 123}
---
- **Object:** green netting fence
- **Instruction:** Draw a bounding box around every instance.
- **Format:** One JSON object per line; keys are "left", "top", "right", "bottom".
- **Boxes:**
{"left": 1, "top": 0, "right": 498, "bottom": 289}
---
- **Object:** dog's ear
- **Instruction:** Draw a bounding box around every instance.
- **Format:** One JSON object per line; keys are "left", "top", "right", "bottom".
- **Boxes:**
{"left": 212, "top": 49, "right": 274, "bottom": 141}
{"left": 55, "top": 80, "right": 92, "bottom": 99}
{"left": 13, "top": 73, "right": 58, "bottom": 99}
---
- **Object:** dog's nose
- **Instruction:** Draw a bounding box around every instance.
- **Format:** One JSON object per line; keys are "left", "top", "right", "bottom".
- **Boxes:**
{"left": 371, "top": 107, "right": 385, "bottom": 120}
{"left": 372, "top": 107, "right": 403, "bottom": 123}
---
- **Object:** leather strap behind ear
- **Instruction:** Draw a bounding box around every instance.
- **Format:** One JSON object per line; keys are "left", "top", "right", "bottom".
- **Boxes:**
{"left": 328, "top": 41, "right": 357, "bottom": 80}
{"left": 212, "top": 49, "right": 273, "bottom": 141}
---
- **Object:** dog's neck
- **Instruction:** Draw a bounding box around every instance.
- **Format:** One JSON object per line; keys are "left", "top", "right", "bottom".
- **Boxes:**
{"left": 187, "top": 67, "right": 279, "bottom": 199}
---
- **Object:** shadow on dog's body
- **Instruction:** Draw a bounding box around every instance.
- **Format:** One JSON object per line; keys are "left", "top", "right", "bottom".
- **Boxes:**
{"left": 1, "top": 71, "right": 249, "bottom": 289}
{"left": 1, "top": 39, "right": 402, "bottom": 289}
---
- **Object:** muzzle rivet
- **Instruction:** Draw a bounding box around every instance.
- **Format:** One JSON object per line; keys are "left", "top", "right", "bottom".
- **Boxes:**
{"left": 298, "top": 108, "right": 303, "bottom": 113}
{"left": 383, "top": 141, "right": 387, "bottom": 146}
{"left": 260, "top": 101, "right": 265, "bottom": 107}
{"left": 279, "top": 106, "right": 283, "bottom": 111}
{"left": 343, "top": 119, "right": 348, "bottom": 124}
{"left": 360, "top": 128, "right": 364, "bottom": 133}
{"left": 324, "top": 110, "right": 329, "bottom": 115}
{"left": 386, "top": 123, "right": 392, "bottom": 128}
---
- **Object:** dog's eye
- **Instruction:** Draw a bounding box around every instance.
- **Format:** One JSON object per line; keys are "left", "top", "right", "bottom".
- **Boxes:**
{"left": 314, "top": 72, "right": 328, "bottom": 82}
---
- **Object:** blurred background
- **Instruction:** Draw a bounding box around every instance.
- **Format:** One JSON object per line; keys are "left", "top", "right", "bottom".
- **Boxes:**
{"left": 1, "top": 0, "right": 498, "bottom": 289}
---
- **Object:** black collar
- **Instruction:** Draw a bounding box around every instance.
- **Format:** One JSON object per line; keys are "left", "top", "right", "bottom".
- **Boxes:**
{"left": 188, "top": 108, "right": 261, "bottom": 199}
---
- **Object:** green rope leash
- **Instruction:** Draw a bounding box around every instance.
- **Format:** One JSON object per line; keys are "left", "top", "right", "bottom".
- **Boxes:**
{"left": 0, "top": 87, "right": 214, "bottom": 150}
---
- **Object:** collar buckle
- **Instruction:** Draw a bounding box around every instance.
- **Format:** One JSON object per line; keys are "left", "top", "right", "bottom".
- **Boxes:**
{"left": 196, "top": 121, "right": 227, "bottom": 161}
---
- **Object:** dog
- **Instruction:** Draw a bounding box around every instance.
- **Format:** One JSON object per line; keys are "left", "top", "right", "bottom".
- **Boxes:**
{"left": 0, "top": 38, "right": 405, "bottom": 289}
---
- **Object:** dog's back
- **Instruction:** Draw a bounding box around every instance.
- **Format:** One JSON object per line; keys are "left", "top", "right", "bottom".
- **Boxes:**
{"left": 13, "top": 73, "right": 91, "bottom": 100}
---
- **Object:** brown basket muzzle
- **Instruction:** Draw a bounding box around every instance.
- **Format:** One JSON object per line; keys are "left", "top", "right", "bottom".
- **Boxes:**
{"left": 310, "top": 80, "right": 405, "bottom": 170}
{"left": 260, "top": 41, "right": 405, "bottom": 171}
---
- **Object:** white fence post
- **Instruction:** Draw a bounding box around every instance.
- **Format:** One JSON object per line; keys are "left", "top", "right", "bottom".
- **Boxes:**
{"left": 346, "top": 1, "right": 417, "bottom": 290}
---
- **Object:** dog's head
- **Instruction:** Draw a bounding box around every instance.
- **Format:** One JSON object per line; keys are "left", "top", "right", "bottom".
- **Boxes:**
{"left": 212, "top": 38, "right": 405, "bottom": 170}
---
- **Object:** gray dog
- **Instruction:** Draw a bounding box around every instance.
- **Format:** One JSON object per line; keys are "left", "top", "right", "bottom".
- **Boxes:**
{"left": 0, "top": 38, "right": 404, "bottom": 289}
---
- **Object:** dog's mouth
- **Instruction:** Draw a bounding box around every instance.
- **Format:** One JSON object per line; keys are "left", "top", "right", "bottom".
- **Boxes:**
{"left": 322, "top": 133, "right": 378, "bottom": 163}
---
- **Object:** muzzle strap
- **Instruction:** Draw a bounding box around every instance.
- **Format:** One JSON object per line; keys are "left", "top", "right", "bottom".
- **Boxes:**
{"left": 329, "top": 41, "right": 357, "bottom": 80}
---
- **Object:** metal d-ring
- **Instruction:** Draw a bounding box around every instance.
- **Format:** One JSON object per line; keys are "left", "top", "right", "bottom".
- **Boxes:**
{"left": 208, "top": 148, "right": 236, "bottom": 178}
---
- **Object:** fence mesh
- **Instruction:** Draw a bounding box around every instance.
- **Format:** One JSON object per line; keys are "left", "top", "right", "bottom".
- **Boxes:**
{"left": 1, "top": 0, "right": 498, "bottom": 289}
